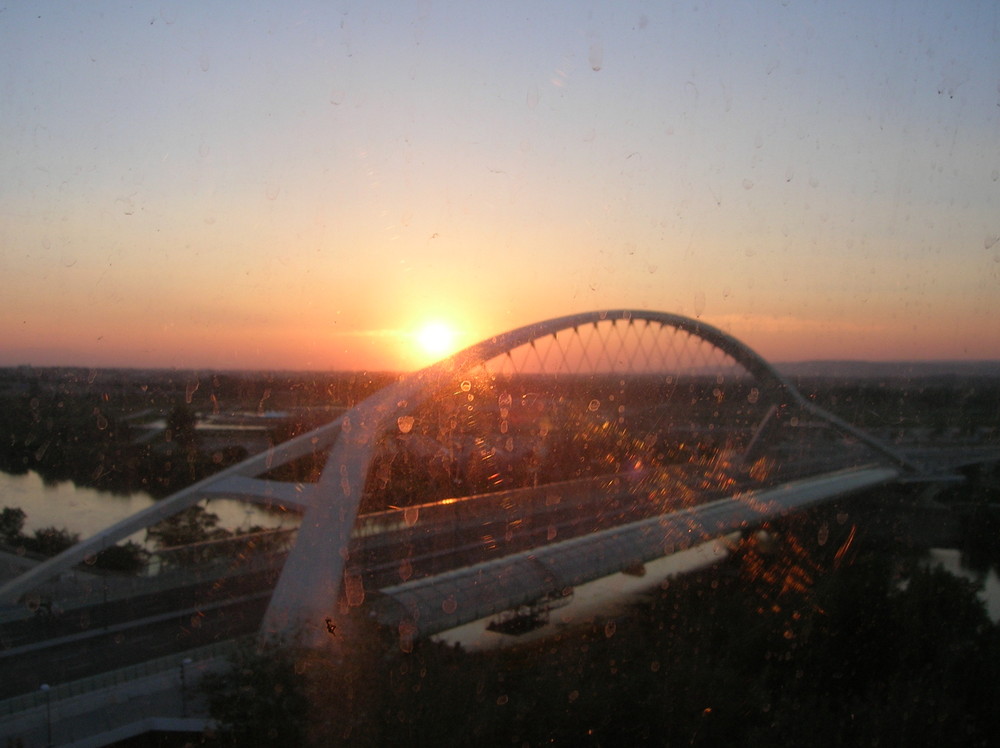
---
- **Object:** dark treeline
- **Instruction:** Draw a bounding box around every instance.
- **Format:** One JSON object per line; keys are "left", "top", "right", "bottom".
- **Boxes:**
{"left": 2, "top": 367, "right": 998, "bottom": 500}
{"left": 0, "top": 367, "right": 394, "bottom": 497}
{"left": 792, "top": 374, "right": 1000, "bottom": 437}
{"left": 0, "top": 505, "right": 149, "bottom": 573}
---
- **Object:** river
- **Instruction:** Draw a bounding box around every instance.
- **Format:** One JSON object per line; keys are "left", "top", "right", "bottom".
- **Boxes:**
{"left": 0, "top": 470, "right": 296, "bottom": 546}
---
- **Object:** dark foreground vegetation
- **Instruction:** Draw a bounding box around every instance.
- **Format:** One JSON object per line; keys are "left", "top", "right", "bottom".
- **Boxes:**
{"left": 198, "top": 500, "right": 1000, "bottom": 747}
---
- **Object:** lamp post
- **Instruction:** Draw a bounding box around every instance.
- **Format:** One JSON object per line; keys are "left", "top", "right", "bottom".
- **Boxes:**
{"left": 180, "top": 658, "right": 193, "bottom": 717}
{"left": 40, "top": 683, "right": 52, "bottom": 747}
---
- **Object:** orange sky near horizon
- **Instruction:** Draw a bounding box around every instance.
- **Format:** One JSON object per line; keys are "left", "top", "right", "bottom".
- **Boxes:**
{"left": 2, "top": 1, "right": 998, "bottom": 372}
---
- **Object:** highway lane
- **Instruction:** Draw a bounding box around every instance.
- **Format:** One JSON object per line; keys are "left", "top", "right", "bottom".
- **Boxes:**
{"left": 0, "top": 566, "right": 281, "bottom": 651}
{"left": 342, "top": 456, "right": 856, "bottom": 591}
{"left": 0, "top": 591, "right": 270, "bottom": 699}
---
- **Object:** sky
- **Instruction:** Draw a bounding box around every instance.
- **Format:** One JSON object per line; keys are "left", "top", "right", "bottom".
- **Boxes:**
{"left": 1, "top": 0, "right": 998, "bottom": 371}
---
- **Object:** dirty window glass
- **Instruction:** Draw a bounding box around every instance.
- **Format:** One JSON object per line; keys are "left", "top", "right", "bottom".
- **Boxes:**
{"left": 1, "top": 2, "right": 999, "bottom": 746}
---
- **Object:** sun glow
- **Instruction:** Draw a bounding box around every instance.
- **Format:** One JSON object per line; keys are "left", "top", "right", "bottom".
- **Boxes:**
{"left": 415, "top": 321, "right": 459, "bottom": 359}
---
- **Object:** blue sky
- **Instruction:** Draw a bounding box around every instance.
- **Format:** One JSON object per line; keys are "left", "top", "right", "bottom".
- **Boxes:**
{"left": 2, "top": 0, "right": 998, "bottom": 369}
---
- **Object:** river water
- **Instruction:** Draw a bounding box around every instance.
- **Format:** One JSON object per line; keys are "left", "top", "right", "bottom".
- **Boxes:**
{"left": 0, "top": 470, "right": 294, "bottom": 545}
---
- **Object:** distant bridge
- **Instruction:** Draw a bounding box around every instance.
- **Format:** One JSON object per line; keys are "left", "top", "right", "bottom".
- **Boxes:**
{"left": 2, "top": 310, "right": 993, "bottom": 744}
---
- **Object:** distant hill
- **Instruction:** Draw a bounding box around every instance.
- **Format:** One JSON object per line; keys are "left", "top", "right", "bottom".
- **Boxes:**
{"left": 775, "top": 360, "right": 1000, "bottom": 379}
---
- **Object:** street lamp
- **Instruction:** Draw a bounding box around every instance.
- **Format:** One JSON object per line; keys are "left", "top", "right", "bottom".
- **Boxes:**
{"left": 40, "top": 683, "right": 52, "bottom": 747}
{"left": 180, "top": 658, "right": 193, "bottom": 717}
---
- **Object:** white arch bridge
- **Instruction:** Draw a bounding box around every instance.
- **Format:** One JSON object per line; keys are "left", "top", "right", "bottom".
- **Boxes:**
{"left": 2, "top": 310, "right": 924, "bottom": 654}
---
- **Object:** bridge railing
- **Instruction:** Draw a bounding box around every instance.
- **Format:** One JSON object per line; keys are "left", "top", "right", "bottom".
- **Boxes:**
{"left": 147, "top": 526, "right": 299, "bottom": 574}
{"left": 0, "top": 528, "right": 297, "bottom": 625}
{"left": 0, "top": 635, "right": 247, "bottom": 719}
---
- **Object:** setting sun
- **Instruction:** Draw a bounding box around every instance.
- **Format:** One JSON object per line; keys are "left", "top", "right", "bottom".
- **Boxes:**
{"left": 415, "top": 321, "right": 459, "bottom": 360}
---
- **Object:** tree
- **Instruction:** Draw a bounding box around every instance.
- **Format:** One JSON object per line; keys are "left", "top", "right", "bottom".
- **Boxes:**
{"left": 24, "top": 526, "right": 79, "bottom": 556}
{"left": 94, "top": 541, "right": 150, "bottom": 574}
{"left": 199, "top": 638, "right": 311, "bottom": 746}
{"left": 0, "top": 506, "right": 26, "bottom": 545}
{"left": 165, "top": 403, "right": 198, "bottom": 449}
{"left": 146, "top": 505, "right": 230, "bottom": 548}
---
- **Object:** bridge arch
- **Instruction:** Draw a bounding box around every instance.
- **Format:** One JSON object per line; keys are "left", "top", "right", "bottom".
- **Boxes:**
{"left": 262, "top": 309, "right": 909, "bottom": 639}
{"left": 437, "top": 310, "right": 806, "bottom": 407}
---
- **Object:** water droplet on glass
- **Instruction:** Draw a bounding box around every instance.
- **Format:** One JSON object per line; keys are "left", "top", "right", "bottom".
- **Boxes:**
{"left": 460, "top": 380, "right": 471, "bottom": 392}
{"left": 588, "top": 399, "right": 600, "bottom": 412}
{"left": 526, "top": 84, "right": 539, "bottom": 110}
{"left": 693, "top": 291, "right": 706, "bottom": 318}
{"left": 344, "top": 572, "right": 365, "bottom": 607}
{"left": 397, "top": 416, "right": 414, "bottom": 434}
{"left": 117, "top": 196, "right": 135, "bottom": 215}
{"left": 588, "top": 36, "right": 603, "bottom": 71}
